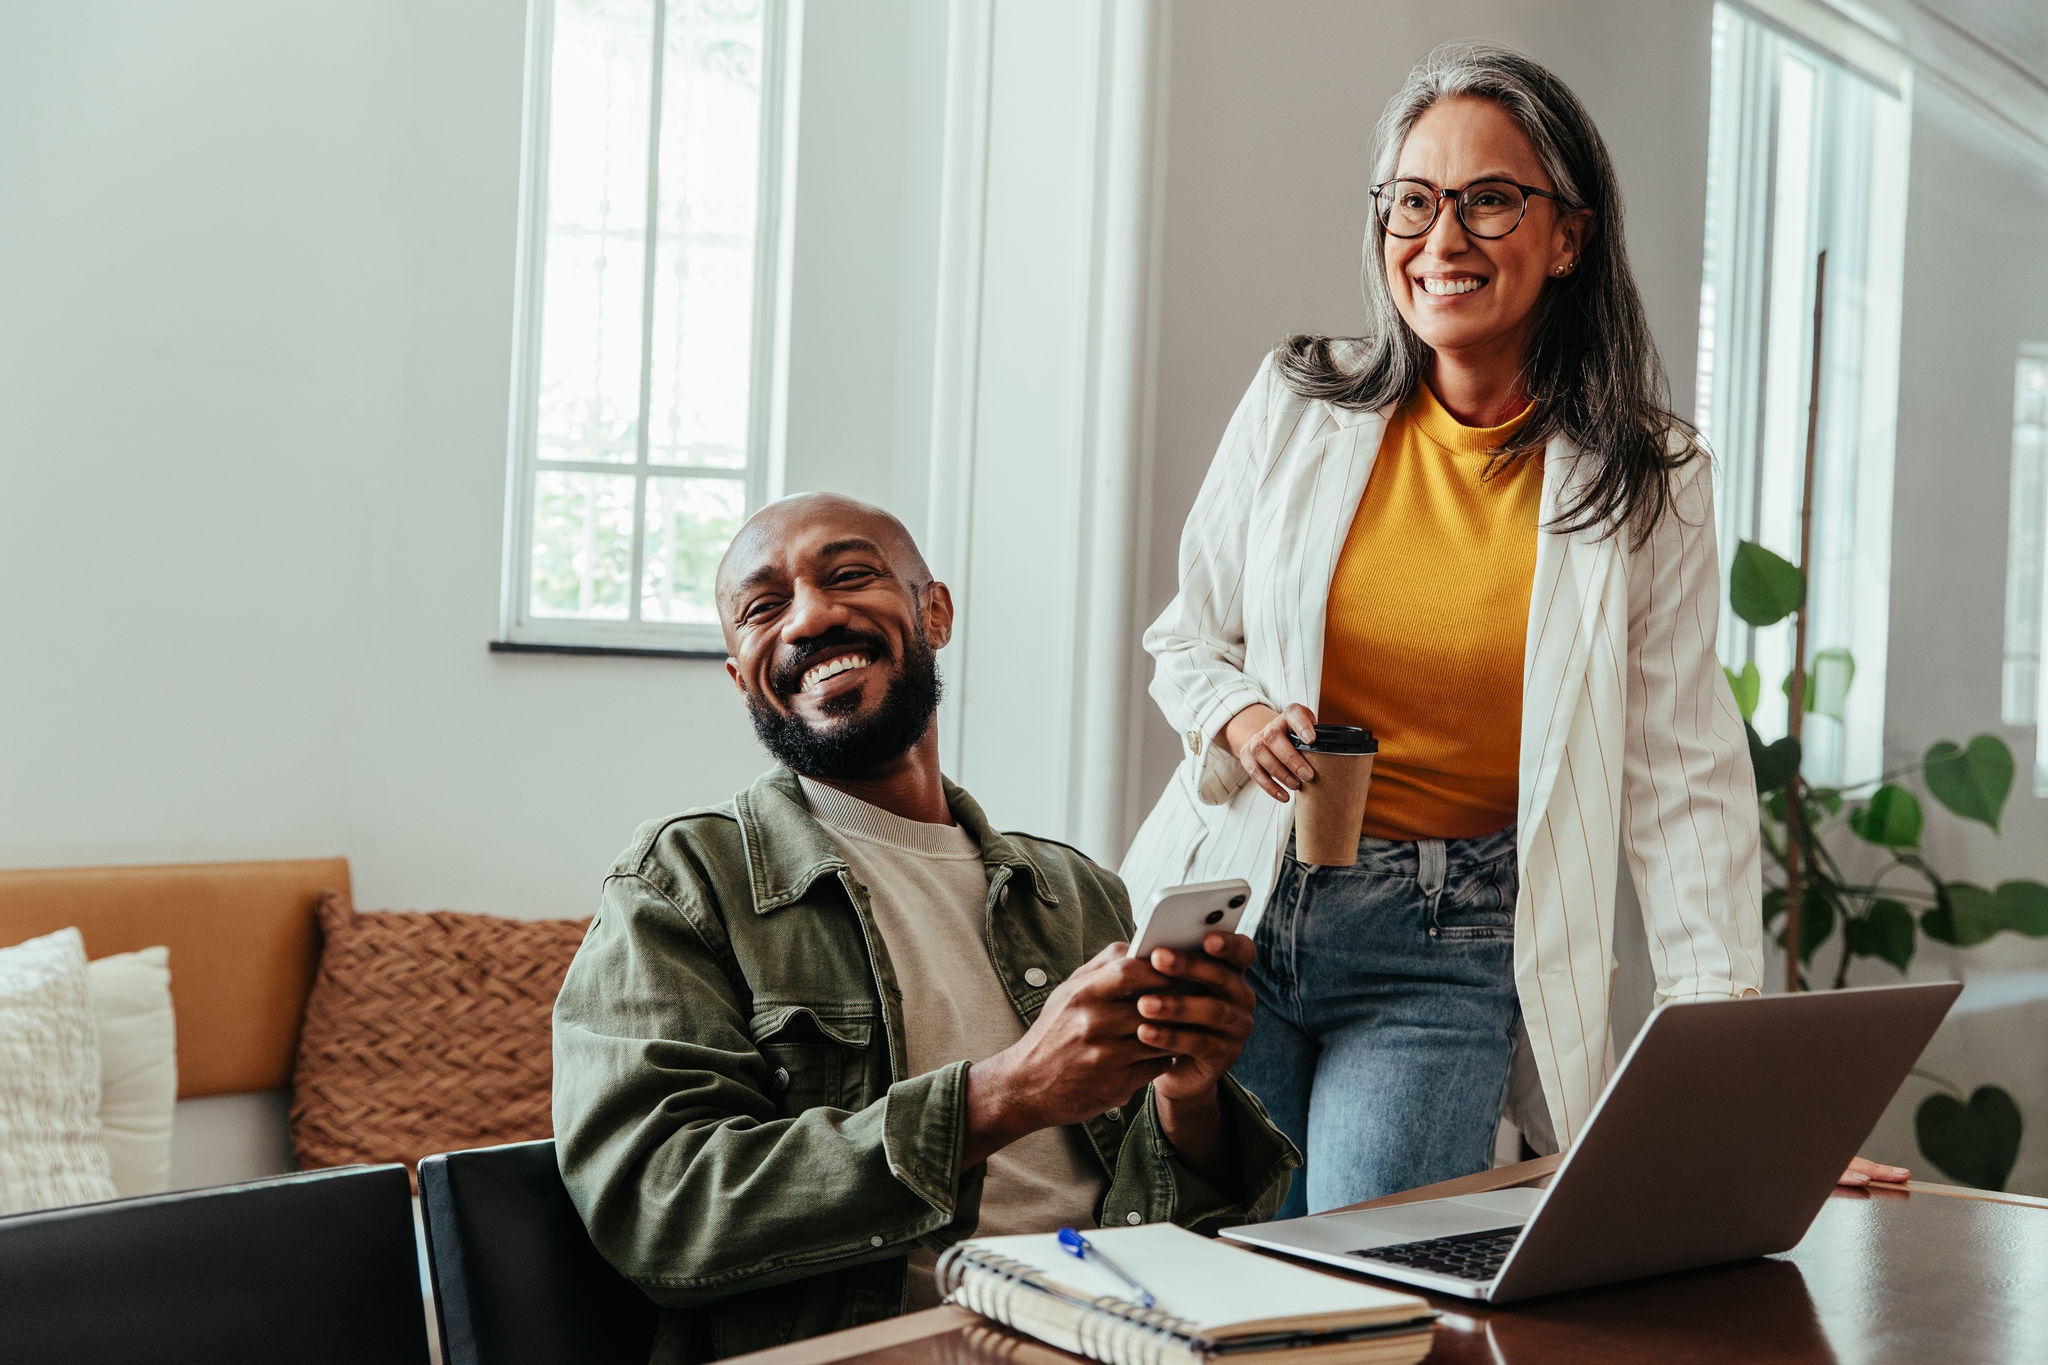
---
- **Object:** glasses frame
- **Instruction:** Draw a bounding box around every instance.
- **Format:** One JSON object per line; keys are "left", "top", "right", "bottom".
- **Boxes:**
{"left": 1368, "top": 178, "right": 1567, "bottom": 240}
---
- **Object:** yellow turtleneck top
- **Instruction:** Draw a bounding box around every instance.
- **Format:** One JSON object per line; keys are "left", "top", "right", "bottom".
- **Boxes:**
{"left": 1316, "top": 383, "right": 1542, "bottom": 842}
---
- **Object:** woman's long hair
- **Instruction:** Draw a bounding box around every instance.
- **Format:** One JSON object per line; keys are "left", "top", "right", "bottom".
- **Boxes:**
{"left": 1279, "top": 42, "right": 1694, "bottom": 545}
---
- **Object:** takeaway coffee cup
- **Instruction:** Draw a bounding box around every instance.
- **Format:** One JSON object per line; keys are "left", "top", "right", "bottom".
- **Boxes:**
{"left": 1289, "top": 725, "right": 1379, "bottom": 867}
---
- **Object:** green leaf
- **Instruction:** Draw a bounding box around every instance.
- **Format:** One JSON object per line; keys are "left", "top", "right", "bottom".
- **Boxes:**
{"left": 1847, "top": 785, "right": 1922, "bottom": 848}
{"left": 1916, "top": 1086, "right": 2022, "bottom": 1191}
{"left": 1747, "top": 723, "right": 1801, "bottom": 795}
{"left": 1998, "top": 880, "right": 2048, "bottom": 937}
{"left": 1843, "top": 899, "right": 1915, "bottom": 973}
{"left": 1725, "top": 661, "right": 1761, "bottom": 720}
{"left": 1730, "top": 541, "right": 1805, "bottom": 627}
{"left": 1764, "top": 885, "right": 1836, "bottom": 962}
{"left": 1923, "top": 736, "right": 2014, "bottom": 833}
{"left": 1922, "top": 882, "right": 2005, "bottom": 947}
{"left": 1779, "top": 647, "right": 1855, "bottom": 720}
{"left": 1768, "top": 787, "right": 1843, "bottom": 827}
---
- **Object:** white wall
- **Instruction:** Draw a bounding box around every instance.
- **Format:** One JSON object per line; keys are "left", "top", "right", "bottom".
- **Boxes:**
{"left": 0, "top": 0, "right": 946, "bottom": 919}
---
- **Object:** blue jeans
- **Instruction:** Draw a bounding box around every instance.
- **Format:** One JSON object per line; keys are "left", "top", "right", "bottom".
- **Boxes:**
{"left": 1234, "top": 826, "right": 1522, "bottom": 1217}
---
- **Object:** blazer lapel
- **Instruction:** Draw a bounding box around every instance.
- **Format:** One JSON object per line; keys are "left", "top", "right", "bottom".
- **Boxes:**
{"left": 1284, "top": 410, "right": 1387, "bottom": 712}
{"left": 1517, "top": 437, "right": 1618, "bottom": 855}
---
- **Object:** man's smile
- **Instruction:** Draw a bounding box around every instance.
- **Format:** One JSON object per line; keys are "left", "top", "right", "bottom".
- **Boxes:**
{"left": 799, "top": 651, "right": 873, "bottom": 694}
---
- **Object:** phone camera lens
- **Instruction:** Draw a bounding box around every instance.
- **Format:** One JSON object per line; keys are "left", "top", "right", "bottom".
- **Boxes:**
{"left": 1228, "top": 895, "right": 1246, "bottom": 909}
{"left": 1204, "top": 909, "right": 1224, "bottom": 924}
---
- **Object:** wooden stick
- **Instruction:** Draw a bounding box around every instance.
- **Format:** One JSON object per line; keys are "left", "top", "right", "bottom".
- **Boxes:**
{"left": 1783, "top": 249, "right": 1826, "bottom": 993}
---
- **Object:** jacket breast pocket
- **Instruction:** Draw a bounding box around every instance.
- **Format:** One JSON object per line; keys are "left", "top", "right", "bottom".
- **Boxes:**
{"left": 751, "top": 1007, "right": 875, "bottom": 1116}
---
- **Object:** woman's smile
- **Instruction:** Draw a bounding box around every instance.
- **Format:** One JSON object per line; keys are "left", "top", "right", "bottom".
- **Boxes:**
{"left": 1414, "top": 273, "right": 1489, "bottom": 298}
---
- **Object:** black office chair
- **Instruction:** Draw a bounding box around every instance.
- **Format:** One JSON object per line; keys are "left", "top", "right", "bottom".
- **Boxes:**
{"left": 0, "top": 1163, "right": 432, "bottom": 1364}
{"left": 419, "top": 1139, "right": 659, "bottom": 1365}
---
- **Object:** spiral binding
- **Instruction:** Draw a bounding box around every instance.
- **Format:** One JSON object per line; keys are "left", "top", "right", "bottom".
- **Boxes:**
{"left": 936, "top": 1246, "right": 1207, "bottom": 1365}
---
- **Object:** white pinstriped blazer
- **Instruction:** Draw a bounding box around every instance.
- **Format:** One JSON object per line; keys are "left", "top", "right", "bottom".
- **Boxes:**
{"left": 1120, "top": 354, "right": 1767, "bottom": 1147}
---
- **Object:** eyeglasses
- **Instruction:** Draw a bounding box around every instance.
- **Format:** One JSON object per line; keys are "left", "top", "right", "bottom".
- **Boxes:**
{"left": 1369, "top": 178, "right": 1566, "bottom": 240}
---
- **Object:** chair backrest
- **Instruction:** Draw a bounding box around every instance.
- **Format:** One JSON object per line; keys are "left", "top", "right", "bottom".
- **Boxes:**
{"left": 0, "top": 1164, "right": 431, "bottom": 1364}
{"left": 419, "top": 1139, "right": 658, "bottom": 1365}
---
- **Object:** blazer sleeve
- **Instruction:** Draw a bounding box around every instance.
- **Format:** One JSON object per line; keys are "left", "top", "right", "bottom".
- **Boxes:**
{"left": 1142, "top": 353, "right": 1285, "bottom": 805}
{"left": 1621, "top": 454, "right": 1769, "bottom": 1003}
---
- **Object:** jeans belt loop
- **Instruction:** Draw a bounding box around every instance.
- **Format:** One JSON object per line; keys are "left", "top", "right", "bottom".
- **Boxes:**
{"left": 1418, "top": 839, "right": 1447, "bottom": 898}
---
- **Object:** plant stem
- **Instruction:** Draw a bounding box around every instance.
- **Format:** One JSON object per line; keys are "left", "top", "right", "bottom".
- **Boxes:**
{"left": 1783, "top": 249, "right": 1827, "bottom": 992}
{"left": 1910, "top": 1066, "right": 1965, "bottom": 1101}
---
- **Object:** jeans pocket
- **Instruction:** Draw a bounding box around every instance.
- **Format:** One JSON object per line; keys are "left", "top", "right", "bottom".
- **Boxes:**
{"left": 1431, "top": 854, "right": 1517, "bottom": 942}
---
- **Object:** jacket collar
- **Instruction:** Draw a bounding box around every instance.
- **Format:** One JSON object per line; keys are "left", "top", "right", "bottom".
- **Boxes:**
{"left": 732, "top": 766, "right": 1060, "bottom": 914}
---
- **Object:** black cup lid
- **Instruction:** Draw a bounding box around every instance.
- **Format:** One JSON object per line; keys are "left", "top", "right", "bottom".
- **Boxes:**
{"left": 1290, "top": 724, "right": 1377, "bottom": 755}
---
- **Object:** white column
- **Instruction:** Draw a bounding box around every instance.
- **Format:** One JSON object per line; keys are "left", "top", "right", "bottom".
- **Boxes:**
{"left": 924, "top": 0, "right": 1168, "bottom": 860}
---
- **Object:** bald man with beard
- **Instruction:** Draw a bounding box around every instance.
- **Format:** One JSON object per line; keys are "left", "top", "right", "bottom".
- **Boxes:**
{"left": 552, "top": 494, "right": 1297, "bottom": 1363}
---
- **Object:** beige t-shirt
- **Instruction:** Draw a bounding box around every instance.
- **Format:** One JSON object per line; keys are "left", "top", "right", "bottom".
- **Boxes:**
{"left": 799, "top": 779, "right": 1107, "bottom": 1308}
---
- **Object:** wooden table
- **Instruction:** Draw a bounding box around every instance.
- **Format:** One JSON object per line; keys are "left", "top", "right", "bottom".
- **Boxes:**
{"left": 732, "top": 1161, "right": 2048, "bottom": 1365}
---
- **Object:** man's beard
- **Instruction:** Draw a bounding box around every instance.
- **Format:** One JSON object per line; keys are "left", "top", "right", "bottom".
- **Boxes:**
{"left": 745, "top": 625, "right": 944, "bottom": 780}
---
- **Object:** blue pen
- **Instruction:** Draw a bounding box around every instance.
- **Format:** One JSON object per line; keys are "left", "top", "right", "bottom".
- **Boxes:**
{"left": 1056, "top": 1227, "right": 1157, "bottom": 1308}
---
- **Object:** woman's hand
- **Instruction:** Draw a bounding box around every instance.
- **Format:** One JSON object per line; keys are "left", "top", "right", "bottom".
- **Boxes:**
{"left": 1222, "top": 702, "right": 1319, "bottom": 802}
{"left": 1838, "top": 1156, "right": 1909, "bottom": 1187}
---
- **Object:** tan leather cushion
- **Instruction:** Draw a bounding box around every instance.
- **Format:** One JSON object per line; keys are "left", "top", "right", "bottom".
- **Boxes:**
{"left": 0, "top": 859, "right": 344, "bottom": 1099}
{"left": 290, "top": 892, "right": 589, "bottom": 1176}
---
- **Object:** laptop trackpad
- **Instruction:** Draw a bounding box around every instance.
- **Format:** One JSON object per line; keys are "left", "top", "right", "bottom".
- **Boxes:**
{"left": 1322, "top": 1188, "right": 1542, "bottom": 1250}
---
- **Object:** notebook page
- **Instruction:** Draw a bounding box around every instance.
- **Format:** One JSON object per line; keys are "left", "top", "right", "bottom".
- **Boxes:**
{"left": 959, "top": 1224, "right": 1428, "bottom": 1336}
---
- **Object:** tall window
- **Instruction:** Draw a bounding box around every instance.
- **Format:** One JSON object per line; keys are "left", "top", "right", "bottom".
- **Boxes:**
{"left": 501, "top": 0, "right": 786, "bottom": 652}
{"left": 2004, "top": 345, "right": 2048, "bottom": 792}
{"left": 1696, "top": 2, "right": 1910, "bottom": 783}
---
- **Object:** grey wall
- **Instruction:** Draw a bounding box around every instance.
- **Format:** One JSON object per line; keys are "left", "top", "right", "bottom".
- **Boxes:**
{"left": 1856, "top": 81, "right": 2048, "bottom": 1193}
{"left": 1133, "top": 0, "right": 1715, "bottom": 814}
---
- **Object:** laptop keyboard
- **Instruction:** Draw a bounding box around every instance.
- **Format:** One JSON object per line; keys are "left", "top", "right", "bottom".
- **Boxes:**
{"left": 1351, "top": 1226, "right": 1522, "bottom": 1281}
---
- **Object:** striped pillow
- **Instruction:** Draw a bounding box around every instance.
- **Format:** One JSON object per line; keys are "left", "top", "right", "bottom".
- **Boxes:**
{"left": 0, "top": 928, "right": 119, "bottom": 1214}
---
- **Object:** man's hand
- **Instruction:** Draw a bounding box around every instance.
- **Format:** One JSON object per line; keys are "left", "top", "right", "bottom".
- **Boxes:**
{"left": 1140, "top": 931, "right": 1258, "bottom": 1181}
{"left": 960, "top": 945, "right": 1174, "bottom": 1170}
{"left": 1135, "top": 932, "right": 1258, "bottom": 1101}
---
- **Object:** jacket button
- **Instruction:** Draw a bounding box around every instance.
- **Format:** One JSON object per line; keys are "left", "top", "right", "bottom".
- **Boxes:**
{"left": 1126, "top": 1211, "right": 1143, "bottom": 1226}
{"left": 999, "top": 885, "right": 1011, "bottom": 907}
{"left": 772, "top": 1067, "right": 791, "bottom": 1090}
{"left": 1104, "top": 1106, "right": 1122, "bottom": 1122}
{"left": 870, "top": 1235, "right": 884, "bottom": 1248}
{"left": 1186, "top": 729, "right": 1203, "bottom": 755}
{"left": 1023, "top": 967, "right": 1048, "bottom": 988}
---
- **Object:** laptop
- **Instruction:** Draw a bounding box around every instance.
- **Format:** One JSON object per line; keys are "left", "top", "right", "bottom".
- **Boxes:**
{"left": 1222, "top": 981, "right": 1961, "bottom": 1302}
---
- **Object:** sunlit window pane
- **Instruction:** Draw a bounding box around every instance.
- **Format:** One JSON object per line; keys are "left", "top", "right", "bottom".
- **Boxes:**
{"left": 642, "top": 476, "right": 746, "bottom": 623}
{"left": 531, "top": 471, "right": 637, "bottom": 619}
{"left": 2004, "top": 351, "right": 2048, "bottom": 782}
{"left": 537, "top": 0, "right": 656, "bottom": 465}
{"left": 1695, "top": 2, "right": 1908, "bottom": 785}
{"left": 509, "top": 0, "right": 773, "bottom": 644}
{"left": 648, "top": 6, "right": 763, "bottom": 467}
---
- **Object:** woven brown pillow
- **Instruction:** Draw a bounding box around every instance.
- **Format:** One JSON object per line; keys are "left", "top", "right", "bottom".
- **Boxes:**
{"left": 289, "top": 891, "right": 589, "bottom": 1177}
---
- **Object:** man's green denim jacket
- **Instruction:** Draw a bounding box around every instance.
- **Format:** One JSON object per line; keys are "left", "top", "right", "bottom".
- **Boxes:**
{"left": 552, "top": 767, "right": 1299, "bottom": 1362}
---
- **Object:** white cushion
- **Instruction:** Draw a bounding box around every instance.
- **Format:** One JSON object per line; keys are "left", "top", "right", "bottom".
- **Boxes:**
{"left": 86, "top": 946, "right": 177, "bottom": 1197}
{"left": 0, "top": 928, "right": 118, "bottom": 1213}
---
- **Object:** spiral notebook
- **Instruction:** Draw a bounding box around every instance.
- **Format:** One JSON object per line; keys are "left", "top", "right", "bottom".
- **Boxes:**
{"left": 936, "top": 1224, "right": 1435, "bottom": 1365}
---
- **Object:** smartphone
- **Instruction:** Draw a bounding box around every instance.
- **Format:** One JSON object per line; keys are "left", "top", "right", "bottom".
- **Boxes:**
{"left": 1128, "top": 879, "right": 1251, "bottom": 960}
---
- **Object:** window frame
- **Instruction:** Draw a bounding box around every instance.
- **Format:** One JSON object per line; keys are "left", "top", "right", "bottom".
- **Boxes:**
{"left": 1696, "top": 1, "right": 1910, "bottom": 786}
{"left": 2004, "top": 343, "right": 2048, "bottom": 792}
{"left": 498, "top": 0, "right": 792, "bottom": 655}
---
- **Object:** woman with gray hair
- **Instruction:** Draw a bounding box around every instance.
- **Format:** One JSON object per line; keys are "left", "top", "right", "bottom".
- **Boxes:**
{"left": 1120, "top": 42, "right": 1902, "bottom": 1212}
